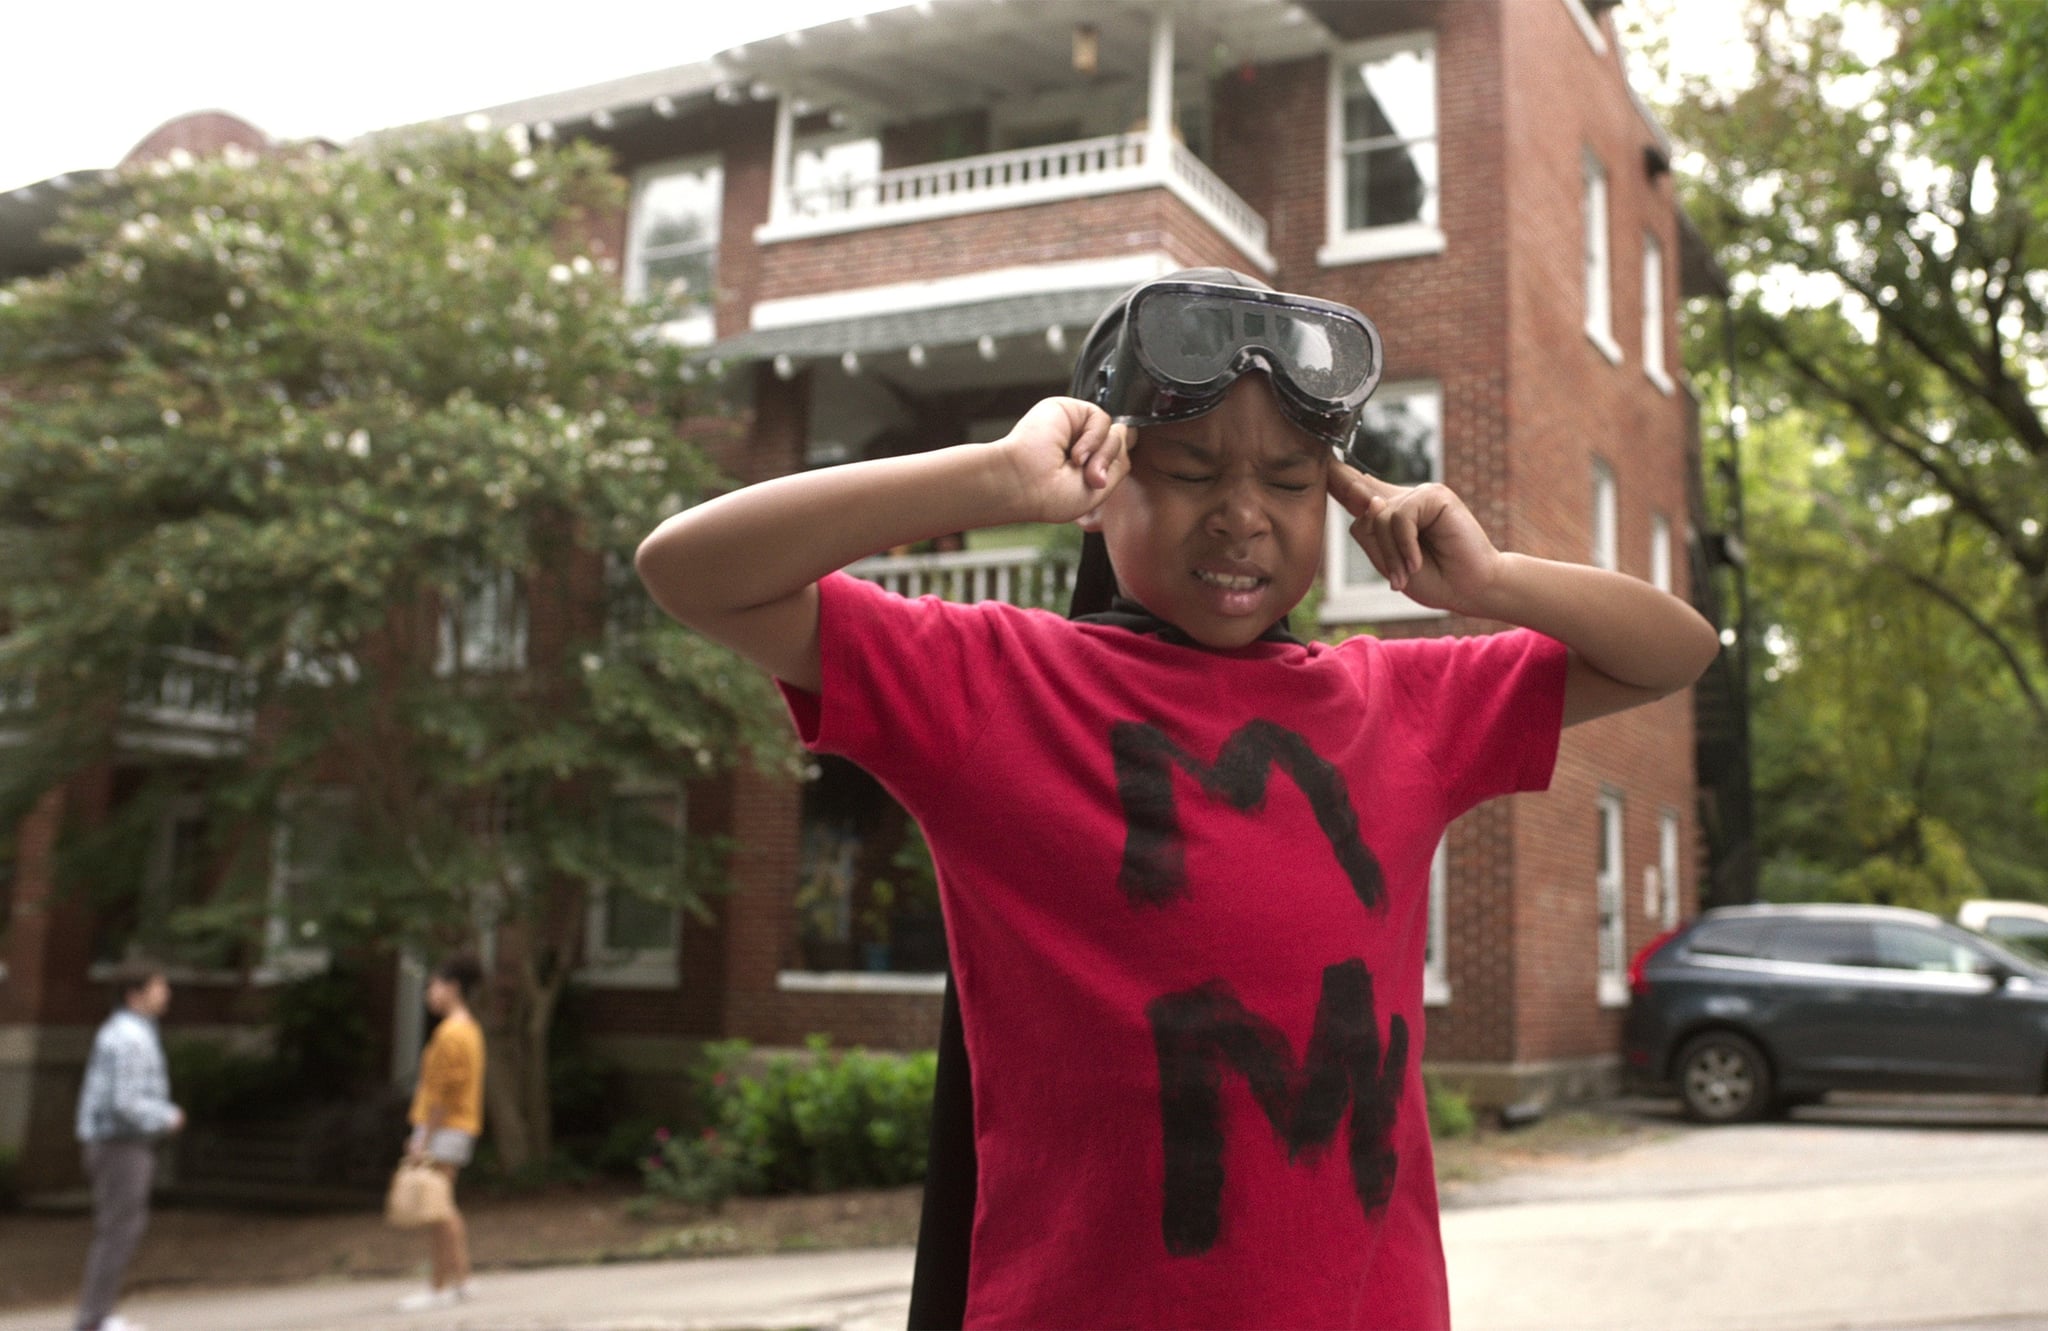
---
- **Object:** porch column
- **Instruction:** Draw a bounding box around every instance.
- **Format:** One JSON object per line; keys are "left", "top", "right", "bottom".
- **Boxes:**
{"left": 768, "top": 92, "right": 796, "bottom": 225}
{"left": 1146, "top": 6, "right": 1176, "bottom": 172}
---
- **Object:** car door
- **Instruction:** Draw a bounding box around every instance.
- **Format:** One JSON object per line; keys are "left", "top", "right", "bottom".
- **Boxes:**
{"left": 1865, "top": 921, "right": 2045, "bottom": 1091}
{"left": 1756, "top": 919, "right": 1892, "bottom": 1084}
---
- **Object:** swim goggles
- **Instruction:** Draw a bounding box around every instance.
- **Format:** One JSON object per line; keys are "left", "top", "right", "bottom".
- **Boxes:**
{"left": 1076, "top": 280, "right": 1385, "bottom": 458}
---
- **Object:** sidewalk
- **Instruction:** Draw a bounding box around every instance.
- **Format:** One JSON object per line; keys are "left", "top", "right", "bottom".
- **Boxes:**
{"left": 0, "top": 1247, "right": 917, "bottom": 1331}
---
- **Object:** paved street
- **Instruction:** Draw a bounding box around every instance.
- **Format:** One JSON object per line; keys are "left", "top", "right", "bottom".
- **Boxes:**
{"left": 8, "top": 1096, "right": 2048, "bottom": 1331}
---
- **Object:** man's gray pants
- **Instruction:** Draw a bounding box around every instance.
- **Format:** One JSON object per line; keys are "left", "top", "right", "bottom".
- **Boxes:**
{"left": 75, "top": 1139, "right": 155, "bottom": 1331}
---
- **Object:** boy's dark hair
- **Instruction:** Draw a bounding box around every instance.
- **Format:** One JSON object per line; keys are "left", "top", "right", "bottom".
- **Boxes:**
{"left": 433, "top": 954, "right": 484, "bottom": 997}
{"left": 108, "top": 960, "right": 166, "bottom": 1006}
{"left": 1065, "top": 267, "right": 1276, "bottom": 619}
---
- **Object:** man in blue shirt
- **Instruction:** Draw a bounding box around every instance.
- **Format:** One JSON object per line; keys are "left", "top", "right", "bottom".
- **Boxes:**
{"left": 73, "top": 962, "right": 183, "bottom": 1331}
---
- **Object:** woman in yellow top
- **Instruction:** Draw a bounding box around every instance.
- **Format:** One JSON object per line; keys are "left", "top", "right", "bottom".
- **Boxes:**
{"left": 398, "top": 954, "right": 486, "bottom": 1313}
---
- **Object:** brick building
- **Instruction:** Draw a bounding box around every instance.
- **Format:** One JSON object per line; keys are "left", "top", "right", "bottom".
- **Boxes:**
{"left": 0, "top": 0, "right": 1740, "bottom": 1186}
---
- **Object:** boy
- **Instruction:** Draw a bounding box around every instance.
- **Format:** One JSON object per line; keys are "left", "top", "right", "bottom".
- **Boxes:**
{"left": 637, "top": 271, "right": 1718, "bottom": 1329}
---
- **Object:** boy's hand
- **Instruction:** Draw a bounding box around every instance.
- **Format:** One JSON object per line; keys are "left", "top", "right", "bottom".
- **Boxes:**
{"left": 1329, "top": 462, "right": 1505, "bottom": 614}
{"left": 998, "top": 397, "right": 1130, "bottom": 524}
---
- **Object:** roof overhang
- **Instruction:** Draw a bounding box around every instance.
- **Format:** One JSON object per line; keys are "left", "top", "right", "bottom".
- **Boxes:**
{"left": 715, "top": 0, "right": 1335, "bottom": 126}
{"left": 0, "top": 171, "right": 115, "bottom": 281}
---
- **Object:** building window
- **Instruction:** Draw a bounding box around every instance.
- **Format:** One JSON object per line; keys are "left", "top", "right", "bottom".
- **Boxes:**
{"left": 582, "top": 788, "right": 684, "bottom": 987}
{"left": 1642, "top": 232, "right": 1673, "bottom": 392}
{"left": 1592, "top": 460, "right": 1618, "bottom": 572}
{"left": 789, "top": 132, "right": 882, "bottom": 218}
{"left": 1321, "top": 33, "right": 1444, "bottom": 266}
{"left": 1424, "top": 837, "right": 1450, "bottom": 1005}
{"left": 1598, "top": 791, "right": 1627, "bottom": 1007}
{"left": 790, "top": 757, "right": 945, "bottom": 980}
{"left": 1650, "top": 513, "right": 1673, "bottom": 592}
{"left": 1583, "top": 152, "right": 1619, "bottom": 362}
{"left": 1658, "top": 809, "right": 1682, "bottom": 930}
{"left": 626, "top": 156, "right": 723, "bottom": 345}
{"left": 265, "top": 792, "right": 348, "bottom": 978}
{"left": 436, "top": 569, "right": 528, "bottom": 675}
{"left": 1322, "top": 382, "right": 1444, "bottom": 624}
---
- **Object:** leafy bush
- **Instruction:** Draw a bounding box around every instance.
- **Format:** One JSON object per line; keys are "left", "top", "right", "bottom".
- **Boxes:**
{"left": 641, "top": 1036, "right": 936, "bottom": 1204}
{"left": 1425, "top": 1075, "right": 1475, "bottom": 1139}
{"left": 641, "top": 1127, "right": 752, "bottom": 1210}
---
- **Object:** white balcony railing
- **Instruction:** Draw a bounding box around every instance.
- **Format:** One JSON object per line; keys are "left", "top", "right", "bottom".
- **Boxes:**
{"left": 847, "top": 546, "right": 1077, "bottom": 613}
{"left": 123, "top": 646, "right": 257, "bottom": 733}
{"left": 767, "top": 132, "right": 1273, "bottom": 269}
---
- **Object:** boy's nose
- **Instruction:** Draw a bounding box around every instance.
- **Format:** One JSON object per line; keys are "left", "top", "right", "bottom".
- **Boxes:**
{"left": 1206, "top": 475, "right": 1270, "bottom": 540}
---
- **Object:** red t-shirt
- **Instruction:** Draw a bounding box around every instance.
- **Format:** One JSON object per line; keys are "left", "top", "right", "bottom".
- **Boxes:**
{"left": 782, "top": 573, "right": 1567, "bottom": 1330}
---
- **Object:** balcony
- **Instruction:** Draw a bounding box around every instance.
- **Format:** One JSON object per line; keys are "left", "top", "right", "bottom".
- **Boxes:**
{"left": 846, "top": 545, "right": 1076, "bottom": 613}
{"left": 760, "top": 131, "right": 1270, "bottom": 269}
{"left": 0, "top": 645, "right": 255, "bottom": 753}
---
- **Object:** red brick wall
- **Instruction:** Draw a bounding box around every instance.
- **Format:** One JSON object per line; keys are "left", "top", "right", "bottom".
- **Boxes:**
{"left": 753, "top": 189, "right": 1265, "bottom": 304}
{"left": 1500, "top": 0, "right": 1699, "bottom": 1064}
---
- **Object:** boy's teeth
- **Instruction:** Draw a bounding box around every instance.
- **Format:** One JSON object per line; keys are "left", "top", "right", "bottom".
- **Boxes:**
{"left": 1197, "top": 570, "right": 1260, "bottom": 590}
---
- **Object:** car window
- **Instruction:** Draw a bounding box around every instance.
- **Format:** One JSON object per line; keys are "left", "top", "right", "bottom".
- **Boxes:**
{"left": 1980, "top": 916, "right": 2048, "bottom": 963}
{"left": 1873, "top": 922, "right": 1992, "bottom": 975}
{"left": 1767, "top": 920, "right": 1877, "bottom": 967}
{"left": 1685, "top": 916, "right": 1776, "bottom": 959}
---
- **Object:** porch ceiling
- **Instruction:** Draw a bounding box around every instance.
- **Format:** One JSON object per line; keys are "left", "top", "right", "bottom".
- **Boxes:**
{"left": 720, "top": 0, "right": 1337, "bottom": 124}
{"left": 709, "top": 285, "right": 1124, "bottom": 364}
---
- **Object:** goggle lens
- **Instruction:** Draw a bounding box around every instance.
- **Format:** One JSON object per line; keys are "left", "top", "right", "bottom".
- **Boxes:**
{"left": 1131, "top": 291, "right": 1373, "bottom": 401}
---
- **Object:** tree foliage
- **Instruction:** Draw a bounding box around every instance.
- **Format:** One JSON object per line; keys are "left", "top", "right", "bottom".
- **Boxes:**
{"left": 1651, "top": 0, "right": 2048, "bottom": 907}
{"left": 0, "top": 126, "right": 793, "bottom": 1162}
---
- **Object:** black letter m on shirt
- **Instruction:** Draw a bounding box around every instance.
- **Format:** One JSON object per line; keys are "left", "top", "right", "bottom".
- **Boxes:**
{"left": 1148, "top": 959, "right": 1407, "bottom": 1256}
{"left": 1111, "top": 719, "right": 1383, "bottom": 910}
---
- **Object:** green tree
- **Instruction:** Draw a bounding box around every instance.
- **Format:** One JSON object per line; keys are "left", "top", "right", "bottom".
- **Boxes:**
{"left": 0, "top": 127, "right": 793, "bottom": 1165}
{"left": 1649, "top": 0, "right": 2048, "bottom": 905}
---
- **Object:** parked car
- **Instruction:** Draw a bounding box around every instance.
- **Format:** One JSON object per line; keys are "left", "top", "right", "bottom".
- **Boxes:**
{"left": 1624, "top": 903, "right": 2048, "bottom": 1122}
{"left": 1957, "top": 899, "right": 2048, "bottom": 963}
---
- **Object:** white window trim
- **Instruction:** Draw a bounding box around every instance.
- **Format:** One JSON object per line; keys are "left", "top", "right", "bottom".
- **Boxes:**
{"left": 435, "top": 568, "right": 528, "bottom": 676}
{"left": 1560, "top": 0, "right": 1609, "bottom": 54}
{"left": 1583, "top": 152, "right": 1618, "bottom": 362}
{"left": 1658, "top": 810, "right": 1683, "bottom": 931}
{"left": 624, "top": 154, "right": 723, "bottom": 347}
{"left": 778, "top": 969, "right": 947, "bottom": 995}
{"left": 1424, "top": 837, "right": 1451, "bottom": 1006}
{"left": 1642, "top": 231, "right": 1674, "bottom": 394}
{"left": 1592, "top": 459, "right": 1618, "bottom": 572}
{"left": 1597, "top": 791, "right": 1627, "bottom": 1008}
{"left": 1321, "top": 32, "right": 1446, "bottom": 268}
{"left": 580, "top": 785, "right": 685, "bottom": 989}
{"left": 1322, "top": 380, "right": 1450, "bottom": 625}
{"left": 1650, "top": 513, "right": 1673, "bottom": 593}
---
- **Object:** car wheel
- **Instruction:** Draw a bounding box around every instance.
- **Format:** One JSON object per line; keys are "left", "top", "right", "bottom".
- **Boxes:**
{"left": 1676, "top": 1031, "right": 1773, "bottom": 1123}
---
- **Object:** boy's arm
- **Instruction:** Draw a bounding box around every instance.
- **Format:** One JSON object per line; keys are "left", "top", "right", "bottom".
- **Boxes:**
{"left": 1330, "top": 464, "right": 1720, "bottom": 727}
{"left": 635, "top": 398, "right": 1127, "bottom": 692}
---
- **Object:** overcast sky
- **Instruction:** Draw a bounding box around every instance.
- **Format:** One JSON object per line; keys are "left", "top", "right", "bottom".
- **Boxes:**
{"left": 3, "top": 1, "right": 1739, "bottom": 196}
{"left": 0, "top": 0, "right": 891, "bottom": 193}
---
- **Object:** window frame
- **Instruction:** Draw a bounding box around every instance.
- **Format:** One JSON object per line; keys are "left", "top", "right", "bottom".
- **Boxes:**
{"left": 1650, "top": 512, "right": 1673, "bottom": 593}
{"left": 1657, "top": 809, "right": 1682, "bottom": 930}
{"left": 1597, "top": 790, "right": 1627, "bottom": 1007}
{"left": 262, "top": 789, "right": 348, "bottom": 981}
{"left": 1424, "top": 836, "right": 1451, "bottom": 1006}
{"left": 1642, "top": 231, "right": 1674, "bottom": 393}
{"left": 1321, "top": 380, "right": 1448, "bottom": 624}
{"left": 1319, "top": 31, "right": 1446, "bottom": 268}
{"left": 1592, "top": 459, "right": 1618, "bottom": 572}
{"left": 624, "top": 154, "right": 725, "bottom": 346}
{"left": 579, "top": 785, "right": 685, "bottom": 989}
{"left": 1583, "top": 151, "right": 1620, "bottom": 363}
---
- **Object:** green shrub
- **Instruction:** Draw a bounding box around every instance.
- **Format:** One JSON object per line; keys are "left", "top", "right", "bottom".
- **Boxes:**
{"left": 1425, "top": 1075, "right": 1475, "bottom": 1139}
{"left": 643, "top": 1036, "right": 935, "bottom": 1202}
{"left": 641, "top": 1126, "right": 753, "bottom": 1210}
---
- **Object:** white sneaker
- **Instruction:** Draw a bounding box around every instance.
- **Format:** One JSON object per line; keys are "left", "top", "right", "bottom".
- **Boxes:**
{"left": 396, "top": 1287, "right": 460, "bottom": 1313}
{"left": 98, "top": 1316, "right": 149, "bottom": 1331}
